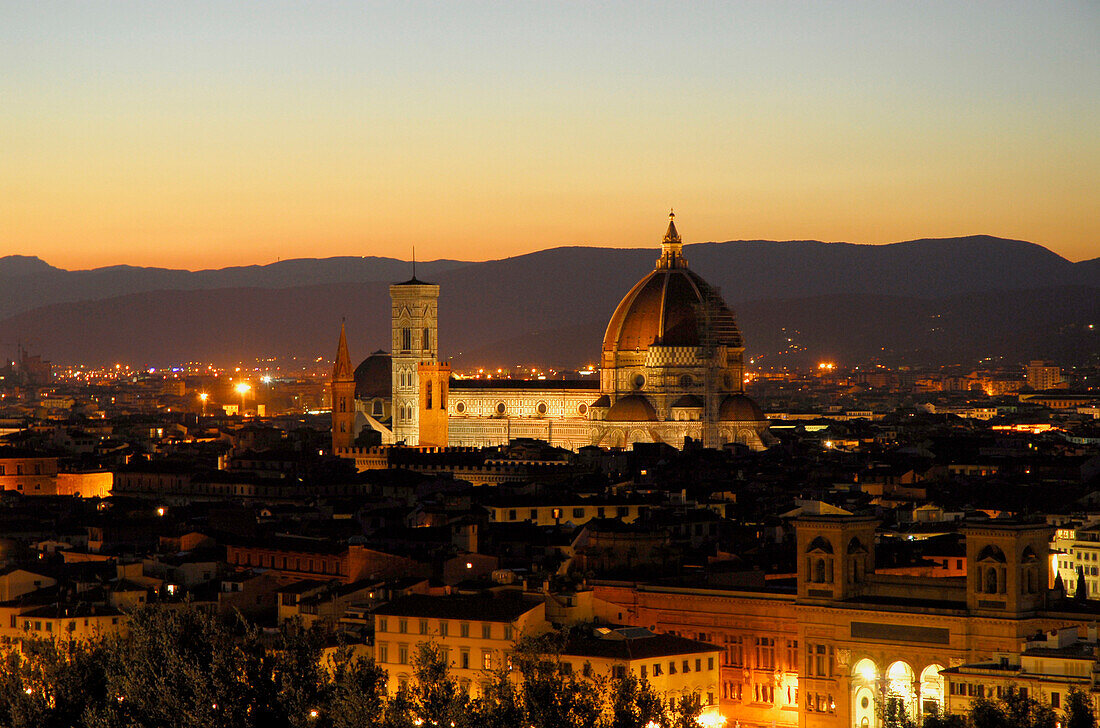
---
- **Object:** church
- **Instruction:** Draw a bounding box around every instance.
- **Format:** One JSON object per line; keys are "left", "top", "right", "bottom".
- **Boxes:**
{"left": 330, "top": 213, "right": 774, "bottom": 453}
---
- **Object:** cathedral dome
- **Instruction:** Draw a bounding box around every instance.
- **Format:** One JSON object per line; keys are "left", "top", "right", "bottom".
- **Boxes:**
{"left": 606, "top": 394, "right": 658, "bottom": 422}
{"left": 602, "top": 213, "right": 742, "bottom": 354}
{"left": 354, "top": 350, "right": 391, "bottom": 399}
{"left": 718, "top": 394, "right": 764, "bottom": 422}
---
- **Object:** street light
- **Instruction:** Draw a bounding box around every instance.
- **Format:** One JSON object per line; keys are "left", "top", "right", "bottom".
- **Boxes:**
{"left": 235, "top": 382, "right": 251, "bottom": 417}
{"left": 199, "top": 392, "right": 208, "bottom": 417}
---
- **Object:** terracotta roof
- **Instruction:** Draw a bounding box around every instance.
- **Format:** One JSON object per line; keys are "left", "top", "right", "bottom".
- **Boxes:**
{"left": 373, "top": 593, "right": 541, "bottom": 622}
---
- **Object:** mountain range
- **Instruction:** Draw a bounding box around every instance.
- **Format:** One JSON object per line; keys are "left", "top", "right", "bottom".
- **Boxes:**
{"left": 0, "top": 235, "right": 1096, "bottom": 369}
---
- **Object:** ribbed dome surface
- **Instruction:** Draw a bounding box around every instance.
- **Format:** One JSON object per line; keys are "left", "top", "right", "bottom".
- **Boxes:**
{"left": 354, "top": 351, "right": 391, "bottom": 399}
{"left": 606, "top": 395, "right": 658, "bottom": 422}
{"left": 602, "top": 267, "right": 743, "bottom": 353}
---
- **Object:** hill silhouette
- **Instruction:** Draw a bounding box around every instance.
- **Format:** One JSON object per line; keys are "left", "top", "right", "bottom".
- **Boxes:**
{"left": 0, "top": 236, "right": 1095, "bottom": 368}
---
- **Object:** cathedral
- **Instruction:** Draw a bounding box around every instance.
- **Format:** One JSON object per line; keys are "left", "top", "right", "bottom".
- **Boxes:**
{"left": 331, "top": 213, "right": 774, "bottom": 453}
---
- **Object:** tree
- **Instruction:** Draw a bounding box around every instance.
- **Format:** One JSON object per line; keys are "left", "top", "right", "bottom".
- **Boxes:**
{"left": 325, "top": 644, "right": 388, "bottom": 728}
{"left": 604, "top": 674, "right": 667, "bottom": 728}
{"left": 87, "top": 605, "right": 263, "bottom": 728}
{"left": 1064, "top": 687, "right": 1097, "bottom": 728}
{"left": 0, "top": 636, "right": 108, "bottom": 728}
{"left": 1076, "top": 566, "right": 1088, "bottom": 601}
{"left": 408, "top": 641, "right": 471, "bottom": 728}
{"left": 922, "top": 713, "right": 968, "bottom": 728}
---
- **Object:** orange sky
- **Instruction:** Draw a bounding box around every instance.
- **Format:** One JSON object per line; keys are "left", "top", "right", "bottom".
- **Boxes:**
{"left": 3, "top": 3, "right": 1098, "bottom": 269}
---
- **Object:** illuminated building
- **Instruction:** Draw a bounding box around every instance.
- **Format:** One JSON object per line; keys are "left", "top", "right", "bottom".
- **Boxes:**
{"left": 590, "top": 515, "right": 1100, "bottom": 728}
{"left": 334, "top": 213, "right": 773, "bottom": 452}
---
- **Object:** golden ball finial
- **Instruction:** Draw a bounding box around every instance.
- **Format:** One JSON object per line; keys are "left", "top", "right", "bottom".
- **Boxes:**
{"left": 669, "top": 207, "right": 675, "bottom": 220}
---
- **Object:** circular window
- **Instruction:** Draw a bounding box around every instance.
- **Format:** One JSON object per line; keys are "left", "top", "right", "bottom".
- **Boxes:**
{"left": 861, "top": 697, "right": 870, "bottom": 709}
{"left": 496, "top": 402, "right": 506, "bottom": 415}
{"left": 679, "top": 374, "right": 693, "bottom": 387}
{"left": 633, "top": 373, "right": 645, "bottom": 389}
{"left": 455, "top": 402, "right": 465, "bottom": 414}
{"left": 536, "top": 402, "right": 547, "bottom": 415}
{"left": 578, "top": 403, "right": 588, "bottom": 415}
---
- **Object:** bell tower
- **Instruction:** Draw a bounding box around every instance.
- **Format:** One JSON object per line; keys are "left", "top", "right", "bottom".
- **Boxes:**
{"left": 330, "top": 322, "right": 356, "bottom": 452}
{"left": 963, "top": 520, "right": 1052, "bottom": 615}
{"left": 390, "top": 276, "right": 439, "bottom": 446}
{"left": 796, "top": 515, "right": 879, "bottom": 603}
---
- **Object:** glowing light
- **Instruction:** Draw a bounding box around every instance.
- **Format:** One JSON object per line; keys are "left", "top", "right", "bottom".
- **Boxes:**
{"left": 235, "top": 382, "right": 251, "bottom": 395}
{"left": 199, "top": 393, "right": 208, "bottom": 402}
{"left": 156, "top": 507, "right": 166, "bottom": 517}
{"left": 695, "top": 713, "right": 727, "bottom": 728}
{"left": 261, "top": 375, "right": 272, "bottom": 384}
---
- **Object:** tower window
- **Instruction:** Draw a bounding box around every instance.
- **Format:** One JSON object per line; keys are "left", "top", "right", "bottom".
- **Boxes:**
{"left": 425, "top": 380, "right": 433, "bottom": 409}
{"left": 423, "top": 328, "right": 430, "bottom": 351}
{"left": 402, "top": 328, "right": 412, "bottom": 351}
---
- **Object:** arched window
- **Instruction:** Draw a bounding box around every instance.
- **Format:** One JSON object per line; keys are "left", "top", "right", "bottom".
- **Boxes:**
{"left": 339, "top": 397, "right": 346, "bottom": 413}
{"left": 985, "top": 567, "right": 998, "bottom": 594}
{"left": 423, "top": 327, "right": 430, "bottom": 351}
{"left": 373, "top": 400, "right": 383, "bottom": 416}
{"left": 814, "top": 558, "right": 826, "bottom": 583}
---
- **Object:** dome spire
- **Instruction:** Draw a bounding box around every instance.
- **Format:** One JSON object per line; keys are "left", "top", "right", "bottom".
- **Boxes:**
{"left": 657, "top": 208, "right": 687, "bottom": 269}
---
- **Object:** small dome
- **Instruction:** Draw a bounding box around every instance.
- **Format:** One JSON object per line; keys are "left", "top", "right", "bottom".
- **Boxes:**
{"left": 718, "top": 394, "right": 764, "bottom": 422}
{"left": 606, "top": 395, "right": 658, "bottom": 422}
{"left": 671, "top": 394, "right": 704, "bottom": 408}
{"left": 354, "top": 351, "right": 391, "bottom": 400}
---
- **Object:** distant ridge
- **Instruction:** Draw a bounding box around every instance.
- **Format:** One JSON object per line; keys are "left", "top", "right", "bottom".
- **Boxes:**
{"left": 0, "top": 236, "right": 1095, "bottom": 367}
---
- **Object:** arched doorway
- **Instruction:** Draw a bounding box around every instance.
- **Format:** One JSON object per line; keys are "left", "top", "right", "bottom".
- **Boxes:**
{"left": 885, "top": 661, "right": 915, "bottom": 725}
{"left": 851, "top": 659, "right": 878, "bottom": 728}
{"left": 920, "top": 664, "right": 945, "bottom": 717}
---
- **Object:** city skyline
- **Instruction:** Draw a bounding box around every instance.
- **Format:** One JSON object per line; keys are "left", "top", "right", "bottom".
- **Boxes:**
{"left": 3, "top": 2, "right": 1098, "bottom": 269}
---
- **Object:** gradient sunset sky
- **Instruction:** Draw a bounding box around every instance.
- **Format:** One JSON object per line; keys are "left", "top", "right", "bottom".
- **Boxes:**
{"left": 3, "top": 1, "right": 1098, "bottom": 270}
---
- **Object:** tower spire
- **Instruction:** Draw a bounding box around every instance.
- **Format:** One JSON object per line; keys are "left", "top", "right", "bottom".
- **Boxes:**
{"left": 657, "top": 208, "right": 686, "bottom": 269}
{"left": 333, "top": 321, "right": 353, "bottom": 381}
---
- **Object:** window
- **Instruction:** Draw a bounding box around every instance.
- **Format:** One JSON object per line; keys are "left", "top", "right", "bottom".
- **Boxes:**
{"left": 1052, "top": 692, "right": 1060, "bottom": 709}
{"left": 508, "top": 509, "right": 517, "bottom": 521}
{"left": 669, "top": 661, "right": 677, "bottom": 674}
{"left": 419, "top": 620, "right": 428, "bottom": 635}
{"left": 755, "top": 637, "right": 775, "bottom": 670}
{"left": 707, "top": 657, "right": 714, "bottom": 670}
{"left": 378, "top": 617, "right": 389, "bottom": 632}
{"left": 786, "top": 639, "right": 798, "bottom": 670}
{"left": 398, "top": 645, "right": 408, "bottom": 664}
{"left": 503, "top": 626, "right": 513, "bottom": 641}
{"left": 482, "top": 624, "right": 492, "bottom": 640}
{"left": 483, "top": 651, "right": 492, "bottom": 670}
{"left": 402, "top": 328, "right": 412, "bottom": 351}
{"left": 612, "top": 665, "right": 626, "bottom": 679}
{"left": 653, "top": 663, "right": 663, "bottom": 676}
{"left": 725, "top": 635, "right": 744, "bottom": 667}
{"left": 425, "top": 380, "right": 432, "bottom": 408}
{"left": 398, "top": 619, "right": 408, "bottom": 634}
{"left": 695, "top": 658, "right": 702, "bottom": 672}
{"left": 808, "top": 644, "right": 830, "bottom": 677}
{"left": 573, "top": 508, "right": 585, "bottom": 518}
{"left": 423, "top": 328, "right": 430, "bottom": 351}
{"left": 378, "top": 644, "right": 388, "bottom": 663}
{"left": 439, "top": 621, "right": 449, "bottom": 637}
{"left": 754, "top": 683, "right": 774, "bottom": 704}
{"left": 640, "top": 665, "right": 647, "bottom": 679}
{"left": 460, "top": 622, "right": 470, "bottom": 638}
{"left": 461, "top": 651, "right": 470, "bottom": 669}
{"left": 683, "top": 660, "right": 690, "bottom": 673}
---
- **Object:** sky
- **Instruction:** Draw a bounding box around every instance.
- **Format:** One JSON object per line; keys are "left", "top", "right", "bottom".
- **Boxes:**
{"left": 2, "top": 1, "right": 1098, "bottom": 270}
